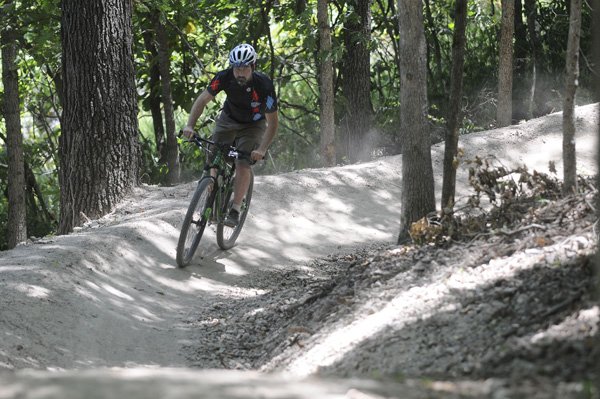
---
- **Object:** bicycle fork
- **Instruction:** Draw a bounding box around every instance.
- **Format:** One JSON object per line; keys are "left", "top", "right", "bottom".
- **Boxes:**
{"left": 208, "top": 175, "right": 232, "bottom": 226}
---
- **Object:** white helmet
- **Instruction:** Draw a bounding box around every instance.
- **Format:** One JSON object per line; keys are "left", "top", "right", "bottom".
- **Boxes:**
{"left": 229, "top": 44, "right": 257, "bottom": 67}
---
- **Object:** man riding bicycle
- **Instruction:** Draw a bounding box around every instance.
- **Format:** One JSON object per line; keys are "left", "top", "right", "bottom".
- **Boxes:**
{"left": 182, "top": 44, "right": 279, "bottom": 227}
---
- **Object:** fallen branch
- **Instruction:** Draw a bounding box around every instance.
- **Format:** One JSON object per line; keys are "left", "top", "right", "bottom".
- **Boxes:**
{"left": 497, "top": 223, "right": 547, "bottom": 236}
{"left": 539, "top": 291, "right": 584, "bottom": 320}
{"left": 468, "top": 223, "right": 547, "bottom": 243}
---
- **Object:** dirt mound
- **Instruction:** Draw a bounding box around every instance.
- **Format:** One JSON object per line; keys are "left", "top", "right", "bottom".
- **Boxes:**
{"left": 0, "top": 104, "right": 598, "bottom": 398}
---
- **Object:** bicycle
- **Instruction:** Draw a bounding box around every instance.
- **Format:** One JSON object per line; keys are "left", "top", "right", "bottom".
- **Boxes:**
{"left": 176, "top": 132, "right": 255, "bottom": 267}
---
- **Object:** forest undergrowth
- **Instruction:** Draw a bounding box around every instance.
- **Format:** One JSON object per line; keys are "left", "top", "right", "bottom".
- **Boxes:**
{"left": 413, "top": 156, "right": 596, "bottom": 243}
{"left": 186, "top": 163, "right": 599, "bottom": 395}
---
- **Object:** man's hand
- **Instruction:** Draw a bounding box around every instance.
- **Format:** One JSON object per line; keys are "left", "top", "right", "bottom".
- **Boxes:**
{"left": 251, "top": 149, "right": 266, "bottom": 161}
{"left": 182, "top": 126, "right": 195, "bottom": 138}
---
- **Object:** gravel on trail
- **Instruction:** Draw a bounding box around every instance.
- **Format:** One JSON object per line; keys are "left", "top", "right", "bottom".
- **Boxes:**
{"left": 0, "top": 104, "right": 598, "bottom": 398}
{"left": 184, "top": 179, "right": 599, "bottom": 386}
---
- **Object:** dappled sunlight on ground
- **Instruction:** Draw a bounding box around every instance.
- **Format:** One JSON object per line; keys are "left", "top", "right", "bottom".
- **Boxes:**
{"left": 242, "top": 160, "right": 403, "bottom": 266}
{"left": 0, "top": 104, "right": 597, "bottom": 383}
{"left": 0, "top": 222, "right": 262, "bottom": 368}
{"left": 10, "top": 283, "right": 51, "bottom": 299}
{"left": 281, "top": 231, "right": 596, "bottom": 378}
{"left": 0, "top": 153, "right": 405, "bottom": 370}
{"left": 0, "top": 367, "right": 413, "bottom": 399}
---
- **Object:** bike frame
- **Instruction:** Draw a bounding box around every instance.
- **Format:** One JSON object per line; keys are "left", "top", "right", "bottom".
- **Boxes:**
{"left": 176, "top": 132, "right": 255, "bottom": 266}
{"left": 190, "top": 134, "right": 242, "bottom": 224}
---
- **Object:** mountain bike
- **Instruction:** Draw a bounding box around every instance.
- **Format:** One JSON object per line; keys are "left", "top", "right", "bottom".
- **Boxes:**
{"left": 176, "top": 133, "right": 254, "bottom": 267}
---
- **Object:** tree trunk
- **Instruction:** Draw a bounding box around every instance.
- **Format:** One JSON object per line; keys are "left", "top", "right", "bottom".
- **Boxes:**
{"left": 497, "top": 0, "right": 514, "bottom": 127}
{"left": 594, "top": 0, "right": 600, "bottom": 388}
{"left": 1, "top": 17, "right": 27, "bottom": 248}
{"left": 24, "top": 162, "right": 55, "bottom": 226}
{"left": 512, "top": 0, "right": 529, "bottom": 121}
{"left": 260, "top": 0, "right": 276, "bottom": 80}
{"left": 341, "top": 0, "right": 372, "bottom": 163}
{"left": 317, "top": 0, "right": 336, "bottom": 166}
{"left": 524, "top": 0, "right": 541, "bottom": 119}
{"left": 441, "top": 0, "right": 467, "bottom": 214}
{"left": 593, "top": 0, "right": 600, "bottom": 103}
{"left": 59, "top": 0, "right": 140, "bottom": 234}
{"left": 423, "top": 0, "right": 444, "bottom": 95}
{"left": 562, "top": 0, "right": 582, "bottom": 195}
{"left": 153, "top": 14, "right": 180, "bottom": 185}
{"left": 397, "top": 0, "right": 435, "bottom": 244}
{"left": 142, "top": 27, "right": 166, "bottom": 161}
{"left": 513, "top": 0, "right": 527, "bottom": 64}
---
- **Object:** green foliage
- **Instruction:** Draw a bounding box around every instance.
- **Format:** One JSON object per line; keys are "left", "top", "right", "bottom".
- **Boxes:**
{"left": 537, "top": 1, "right": 594, "bottom": 88}
{"left": 1, "top": 0, "right": 596, "bottom": 249}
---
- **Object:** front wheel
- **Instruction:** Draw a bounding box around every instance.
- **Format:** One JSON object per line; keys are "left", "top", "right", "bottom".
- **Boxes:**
{"left": 216, "top": 172, "right": 253, "bottom": 250}
{"left": 176, "top": 177, "right": 215, "bottom": 267}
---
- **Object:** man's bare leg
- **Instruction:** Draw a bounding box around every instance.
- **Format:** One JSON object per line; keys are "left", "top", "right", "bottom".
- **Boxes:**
{"left": 233, "top": 162, "right": 251, "bottom": 208}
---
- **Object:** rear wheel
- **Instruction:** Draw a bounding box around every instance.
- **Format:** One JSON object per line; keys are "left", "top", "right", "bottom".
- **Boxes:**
{"left": 217, "top": 172, "right": 253, "bottom": 250}
{"left": 176, "top": 178, "right": 215, "bottom": 267}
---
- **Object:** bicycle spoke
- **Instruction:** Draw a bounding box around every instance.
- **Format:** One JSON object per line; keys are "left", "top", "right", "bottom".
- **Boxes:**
{"left": 176, "top": 178, "right": 215, "bottom": 267}
{"left": 178, "top": 133, "right": 256, "bottom": 261}
{"left": 217, "top": 174, "right": 253, "bottom": 250}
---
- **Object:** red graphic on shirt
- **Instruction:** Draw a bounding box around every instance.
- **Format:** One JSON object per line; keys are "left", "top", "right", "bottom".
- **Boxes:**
{"left": 250, "top": 89, "right": 260, "bottom": 115}
{"left": 251, "top": 89, "right": 261, "bottom": 115}
{"left": 210, "top": 79, "right": 220, "bottom": 92}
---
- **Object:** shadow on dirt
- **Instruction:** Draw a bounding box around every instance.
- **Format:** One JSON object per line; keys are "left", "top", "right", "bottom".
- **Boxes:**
{"left": 316, "top": 255, "right": 597, "bottom": 382}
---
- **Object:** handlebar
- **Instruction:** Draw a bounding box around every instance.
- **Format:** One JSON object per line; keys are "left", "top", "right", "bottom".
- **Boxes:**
{"left": 179, "top": 129, "right": 257, "bottom": 164}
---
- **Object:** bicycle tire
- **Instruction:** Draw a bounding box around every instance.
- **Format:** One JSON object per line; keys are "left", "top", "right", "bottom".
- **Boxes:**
{"left": 216, "top": 172, "right": 254, "bottom": 250}
{"left": 176, "top": 177, "right": 215, "bottom": 267}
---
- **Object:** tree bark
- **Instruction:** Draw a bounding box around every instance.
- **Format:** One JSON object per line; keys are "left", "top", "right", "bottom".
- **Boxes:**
{"left": 317, "top": 0, "right": 336, "bottom": 166}
{"left": 593, "top": 0, "right": 600, "bottom": 103}
{"left": 59, "top": 0, "right": 140, "bottom": 234}
{"left": 24, "top": 162, "right": 55, "bottom": 226}
{"left": 341, "top": 0, "right": 372, "bottom": 163}
{"left": 513, "top": 0, "right": 527, "bottom": 63}
{"left": 1, "top": 14, "right": 28, "bottom": 248}
{"left": 524, "top": 0, "right": 541, "bottom": 118}
{"left": 497, "top": 0, "right": 514, "bottom": 127}
{"left": 142, "top": 26, "right": 166, "bottom": 161}
{"left": 441, "top": 0, "right": 467, "bottom": 214}
{"left": 562, "top": 0, "right": 582, "bottom": 195}
{"left": 512, "top": 0, "right": 529, "bottom": 121}
{"left": 153, "top": 13, "right": 180, "bottom": 185}
{"left": 397, "top": 0, "right": 435, "bottom": 244}
{"left": 594, "top": 0, "right": 600, "bottom": 388}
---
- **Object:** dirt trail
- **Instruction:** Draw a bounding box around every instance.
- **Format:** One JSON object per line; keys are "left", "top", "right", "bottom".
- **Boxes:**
{"left": 0, "top": 104, "right": 597, "bottom": 398}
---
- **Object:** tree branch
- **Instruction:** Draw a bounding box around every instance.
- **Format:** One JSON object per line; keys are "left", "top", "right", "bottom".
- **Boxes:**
{"left": 165, "top": 18, "right": 206, "bottom": 74}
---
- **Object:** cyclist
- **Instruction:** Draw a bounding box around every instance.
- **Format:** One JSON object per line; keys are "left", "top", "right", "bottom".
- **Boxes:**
{"left": 182, "top": 43, "right": 279, "bottom": 227}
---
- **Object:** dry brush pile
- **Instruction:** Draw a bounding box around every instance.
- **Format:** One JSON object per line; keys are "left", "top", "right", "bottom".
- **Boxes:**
{"left": 186, "top": 162, "right": 598, "bottom": 386}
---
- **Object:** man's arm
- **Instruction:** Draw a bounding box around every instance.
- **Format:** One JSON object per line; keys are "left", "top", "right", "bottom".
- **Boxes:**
{"left": 252, "top": 111, "right": 279, "bottom": 161}
{"left": 183, "top": 89, "right": 215, "bottom": 137}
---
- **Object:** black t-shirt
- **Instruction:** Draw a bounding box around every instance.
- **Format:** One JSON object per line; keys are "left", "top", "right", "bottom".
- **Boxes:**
{"left": 206, "top": 69, "right": 278, "bottom": 123}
